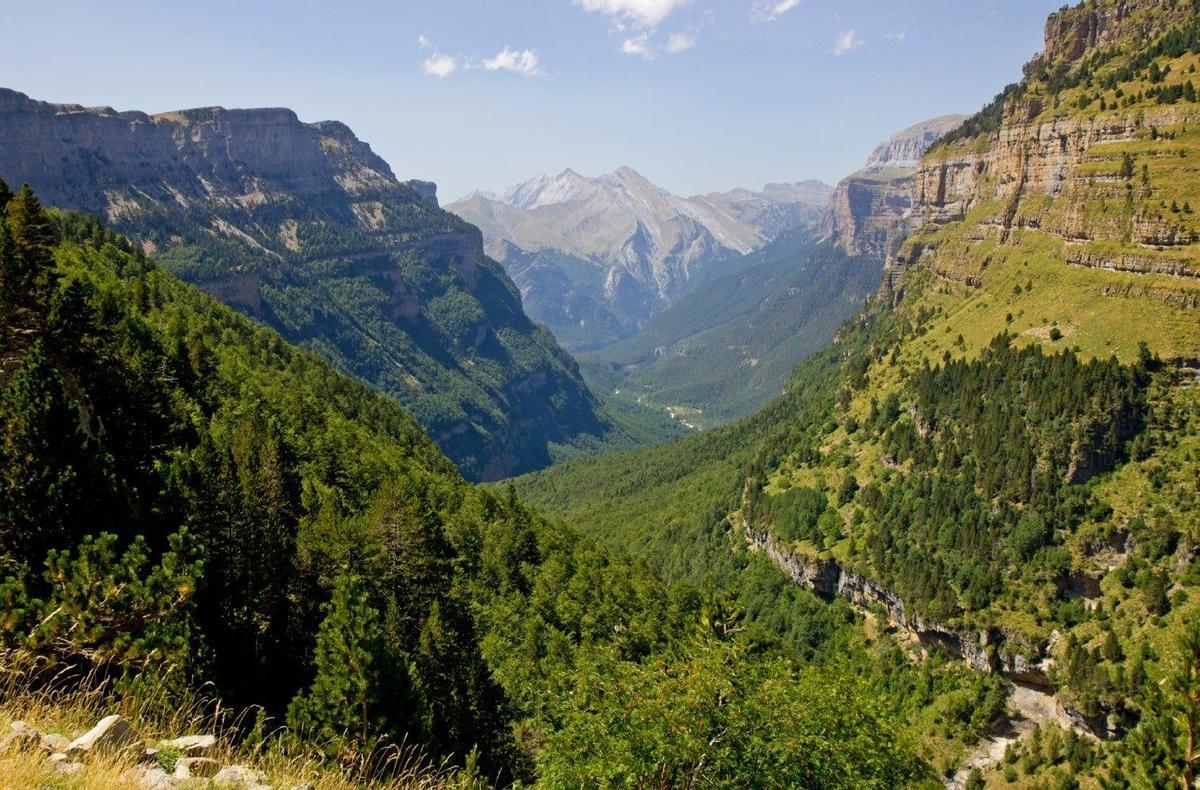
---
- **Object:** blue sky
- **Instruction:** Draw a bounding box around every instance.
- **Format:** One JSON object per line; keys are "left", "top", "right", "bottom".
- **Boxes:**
{"left": 2, "top": 0, "right": 1063, "bottom": 201}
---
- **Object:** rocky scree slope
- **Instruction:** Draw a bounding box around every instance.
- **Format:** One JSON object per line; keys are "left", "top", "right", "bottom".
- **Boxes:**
{"left": 0, "top": 88, "right": 605, "bottom": 481}
{"left": 446, "top": 168, "right": 830, "bottom": 352}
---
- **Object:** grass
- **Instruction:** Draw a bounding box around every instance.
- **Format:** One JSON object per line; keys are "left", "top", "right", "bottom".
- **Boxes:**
{"left": 0, "top": 665, "right": 468, "bottom": 790}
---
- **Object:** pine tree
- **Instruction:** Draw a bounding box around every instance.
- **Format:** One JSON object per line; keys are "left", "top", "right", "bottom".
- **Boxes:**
{"left": 4, "top": 184, "right": 57, "bottom": 323}
{"left": 0, "top": 177, "right": 12, "bottom": 208}
{"left": 0, "top": 342, "right": 88, "bottom": 565}
{"left": 287, "top": 572, "right": 389, "bottom": 756}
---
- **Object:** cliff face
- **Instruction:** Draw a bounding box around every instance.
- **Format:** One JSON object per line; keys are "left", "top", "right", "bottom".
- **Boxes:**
{"left": 0, "top": 88, "right": 606, "bottom": 481}
{"left": 821, "top": 115, "right": 965, "bottom": 265}
{"left": 901, "top": 0, "right": 1200, "bottom": 305}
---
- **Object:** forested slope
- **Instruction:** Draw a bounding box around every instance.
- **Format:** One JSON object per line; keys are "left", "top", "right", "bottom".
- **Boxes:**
{"left": 516, "top": 1, "right": 1200, "bottom": 784}
{"left": 0, "top": 182, "right": 933, "bottom": 787}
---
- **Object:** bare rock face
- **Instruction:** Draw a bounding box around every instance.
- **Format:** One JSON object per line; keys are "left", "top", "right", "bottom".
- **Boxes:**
{"left": 821, "top": 115, "right": 966, "bottom": 265}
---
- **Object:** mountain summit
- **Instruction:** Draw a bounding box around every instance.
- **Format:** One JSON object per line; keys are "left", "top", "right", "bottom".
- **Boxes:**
{"left": 447, "top": 167, "right": 831, "bottom": 350}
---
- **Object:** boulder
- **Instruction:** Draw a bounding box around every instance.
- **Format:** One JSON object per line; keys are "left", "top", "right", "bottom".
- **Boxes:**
{"left": 0, "top": 720, "right": 42, "bottom": 752}
{"left": 164, "top": 733, "right": 217, "bottom": 755}
{"left": 65, "top": 714, "right": 137, "bottom": 758}
{"left": 175, "top": 756, "right": 221, "bottom": 778}
{"left": 121, "top": 764, "right": 175, "bottom": 789}
{"left": 213, "top": 764, "right": 269, "bottom": 788}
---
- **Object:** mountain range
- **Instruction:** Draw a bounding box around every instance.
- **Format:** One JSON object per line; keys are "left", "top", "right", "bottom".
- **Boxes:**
{"left": 586, "top": 114, "right": 962, "bottom": 428}
{"left": 447, "top": 168, "right": 832, "bottom": 351}
{"left": 0, "top": 88, "right": 623, "bottom": 481}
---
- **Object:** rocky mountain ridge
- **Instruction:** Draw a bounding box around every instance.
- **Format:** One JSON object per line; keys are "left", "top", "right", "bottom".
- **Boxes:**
{"left": 446, "top": 167, "right": 831, "bottom": 351}
{"left": 0, "top": 87, "right": 607, "bottom": 480}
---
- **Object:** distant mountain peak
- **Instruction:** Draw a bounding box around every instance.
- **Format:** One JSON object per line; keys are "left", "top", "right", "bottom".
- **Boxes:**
{"left": 862, "top": 114, "right": 968, "bottom": 172}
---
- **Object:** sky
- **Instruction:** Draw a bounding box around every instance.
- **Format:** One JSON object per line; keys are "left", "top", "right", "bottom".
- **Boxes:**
{"left": 1, "top": 0, "right": 1064, "bottom": 201}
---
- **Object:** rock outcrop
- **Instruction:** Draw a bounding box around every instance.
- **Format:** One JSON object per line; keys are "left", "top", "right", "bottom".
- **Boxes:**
{"left": 821, "top": 115, "right": 966, "bottom": 266}
{"left": 898, "top": 0, "right": 1200, "bottom": 299}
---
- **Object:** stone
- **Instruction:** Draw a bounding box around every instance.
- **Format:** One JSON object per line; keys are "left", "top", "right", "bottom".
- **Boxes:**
{"left": 40, "top": 732, "right": 69, "bottom": 753}
{"left": 290, "top": 785, "right": 316, "bottom": 790}
{"left": 163, "top": 733, "right": 217, "bottom": 755}
{"left": 175, "top": 756, "right": 221, "bottom": 778}
{"left": 46, "top": 752, "right": 67, "bottom": 764}
{"left": 0, "top": 720, "right": 42, "bottom": 752}
{"left": 65, "top": 714, "right": 137, "bottom": 758}
{"left": 52, "top": 760, "right": 86, "bottom": 776}
{"left": 121, "top": 764, "right": 175, "bottom": 789}
{"left": 213, "top": 764, "right": 269, "bottom": 788}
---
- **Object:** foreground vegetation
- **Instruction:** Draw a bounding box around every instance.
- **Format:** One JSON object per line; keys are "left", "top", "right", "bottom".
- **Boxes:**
{"left": 0, "top": 182, "right": 942, "bottom": 786}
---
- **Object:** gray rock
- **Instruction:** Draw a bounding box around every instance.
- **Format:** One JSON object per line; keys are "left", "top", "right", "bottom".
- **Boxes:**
{"left": 175, "top": 756, "right": 221, "bottom": 778}
{"left": 46, "top": 752, "right": 67, "bottom": 764}
{"left": 40, "top": 732, "right": 69, "bottom": 753}
{"left": 164, "top": 733, "right": 217, "bottom": 756}
{"left": 213, "top": 764, "right": 269, "bottom": 788}
{"left": 52, "top": 760, "right": 86, "bottom": 776}
{"left": 290, "top": 785, "right": 316, "bottom": 790}
{"left": 121, "top": 764, "right": 175, "bottom": 789}
{"left": 65, "top": 714, "right": 137, "bottom": 758}
{"left": 0, "top": 720, "right": 42, "bottom": 752}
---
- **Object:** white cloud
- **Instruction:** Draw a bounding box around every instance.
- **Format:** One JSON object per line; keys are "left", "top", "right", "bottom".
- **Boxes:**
{"left": 665, "top": 31, "right": 695, "bottom": 53}
{"left": 482, "top": 47, "right": 545, "bottom": 77}
{"left": 421, "top": 52, "right": 459, "bottom": 78}
{"left": 884, "top": 29, "right": 907, "bottom": 42}
{"left": 575, "top": 0, "right": 690, "bottom": 28}
{"left": 753, "top": 0, "right": 801, "bottom": 21}
{"left": 831, "top": 29, "right": 864, "bottom": 55}
{"left": 416, "top": 34, "right": 432, "bottom": 49}
{"left": 621, "top": 35, "right": 655, "bottom": 58}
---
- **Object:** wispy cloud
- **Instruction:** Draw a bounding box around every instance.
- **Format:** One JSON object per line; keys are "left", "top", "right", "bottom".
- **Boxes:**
{"left": 483, "top": 47, "right": 544, "bottom": 77}
{"left": 421, "top": 52, "right": 458, "bottom": 78}
{"left": 575, "top": 0, "right": 691, "bottom": 28}
{"left": 831, "top": 29, "right": 864, "bottom": 55}
{"left": 419, "top": 39, "right": 545, "bottom": 79}
{"left": 753, "top": 0, "right": 802, "bottom": 22}
{"left": 622, "top": 35, "right": 655, "bottom": 58}
{"left": 884, "top": 29, "right": 907, "bottom": 42}
{"left": 665, "top": 31, "right": 696, "bottom": 53}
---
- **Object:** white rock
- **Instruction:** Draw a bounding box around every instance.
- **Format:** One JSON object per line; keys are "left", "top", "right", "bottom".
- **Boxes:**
{"left": 121, "top": 764, "right": 175, "bottom": 789}
{"left": 65, "top": 714, "right": 137, "bottom": 758}
{"left": 213, "top": 764, "right": 269, "bottom": 788}
{"left": 164, "top": 733, "right": 217, "bottom": 755}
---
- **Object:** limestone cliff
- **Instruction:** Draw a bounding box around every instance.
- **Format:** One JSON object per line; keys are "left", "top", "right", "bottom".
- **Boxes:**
{"left": 899, "top": 0, "right": 1200, "bottom": 312}
{"left": 821, "top": 115, "right": 965, "bottom": 266}
{"left": 0, "top": 88, "right": 607, "bottom": 481}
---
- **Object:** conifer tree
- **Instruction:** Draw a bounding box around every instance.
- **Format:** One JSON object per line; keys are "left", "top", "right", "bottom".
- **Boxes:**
{"left": 5, "top": 184, "right": 57, "bottom": 320}
{"left": 287, "top": 572, "right": 389, "bottom": 755}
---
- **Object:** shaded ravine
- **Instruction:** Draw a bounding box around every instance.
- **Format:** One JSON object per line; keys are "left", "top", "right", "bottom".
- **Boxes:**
{"left": 740, "top": 522, "right": 1100, "bottom": 783}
